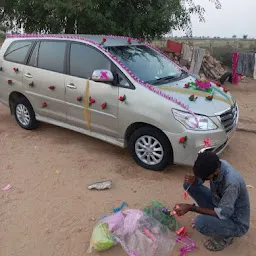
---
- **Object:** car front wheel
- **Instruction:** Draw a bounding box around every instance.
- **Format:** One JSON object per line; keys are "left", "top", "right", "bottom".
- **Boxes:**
{"left": 128, "top": 126, "right": 172, "bottom": 171}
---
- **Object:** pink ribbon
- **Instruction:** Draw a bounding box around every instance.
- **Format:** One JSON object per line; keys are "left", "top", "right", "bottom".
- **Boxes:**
{"left": 100, "top": 71, "right": 108, "bottom": 80}
{"left": 176, "top": 236, "right": 196, "bottom": 256}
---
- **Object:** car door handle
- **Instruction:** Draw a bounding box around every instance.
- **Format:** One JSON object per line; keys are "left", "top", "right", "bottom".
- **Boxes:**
{"left": 24, "top": 73, "right": 33, "bottom": 79}
{"left": 66, "top": 83, "right": 77, "bottom": 89}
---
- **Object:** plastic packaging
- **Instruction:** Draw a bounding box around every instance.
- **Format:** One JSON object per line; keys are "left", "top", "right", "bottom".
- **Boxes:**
{"left": 87, "top": 222, "right": 115, "bottom": 253}
{"left": 103, "top": 209, "right": 177, "bottom": 256}
{"left": 143, "top": 201, "right": 179, "bottom": 231}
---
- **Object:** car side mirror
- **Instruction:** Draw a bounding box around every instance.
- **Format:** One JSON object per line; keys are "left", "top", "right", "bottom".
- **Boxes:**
{"left": 92, "top": 70, "right": 114, "bottom": 83}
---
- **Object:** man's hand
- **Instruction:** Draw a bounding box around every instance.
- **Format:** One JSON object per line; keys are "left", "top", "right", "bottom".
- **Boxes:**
{"left": 184, "top": 174, "right": 196, "bottom": 184}
{"left": 173, "top": 204, "right": 192, "bottom": 216}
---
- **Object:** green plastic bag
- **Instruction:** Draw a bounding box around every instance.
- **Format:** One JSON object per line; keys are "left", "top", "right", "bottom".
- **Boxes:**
{"left": 143, "top": 201, "right": 179, "bottom": 232}
{"left": 88, "top": 222, "right": 115, "bottom": 252}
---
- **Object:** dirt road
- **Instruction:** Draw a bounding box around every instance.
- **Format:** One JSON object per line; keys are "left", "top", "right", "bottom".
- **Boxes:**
{"left": 0, "top": 81, "right": 256, "bottom": 256}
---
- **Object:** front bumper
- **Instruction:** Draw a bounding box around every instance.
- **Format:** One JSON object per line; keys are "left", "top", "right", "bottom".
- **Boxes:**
{"left": 164, "top": 118, "right": 238, "bottom": 166}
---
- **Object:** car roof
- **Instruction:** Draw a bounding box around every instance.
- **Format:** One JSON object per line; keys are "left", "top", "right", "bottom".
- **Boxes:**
{"left": 5, "top": 34, "right": 142, "bottom": 47}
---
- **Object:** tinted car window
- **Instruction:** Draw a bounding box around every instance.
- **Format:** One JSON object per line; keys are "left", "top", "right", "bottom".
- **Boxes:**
{"left": 4, "top": 40, "right": 32, "bottom": 63}
{"left": 70, "top": 43, "right": 111, "bottom": 79}
{"left": 28, "top": 42, "right": 40, "bottom": 67}
{"left": 37, "top": 41, "right": 66, "bottom": 73}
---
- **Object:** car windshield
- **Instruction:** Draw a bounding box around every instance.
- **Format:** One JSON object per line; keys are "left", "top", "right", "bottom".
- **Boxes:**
{"left": 107, "top": 45, "right": 186, "bottom": 85}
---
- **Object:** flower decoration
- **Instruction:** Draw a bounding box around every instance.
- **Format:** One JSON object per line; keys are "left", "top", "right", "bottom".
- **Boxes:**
{"left": 215, "top": 81, "right": 221, "bottom": 87}
{"left": 204, "top": 138, "right": 211, "bottom": 148}
{"left": 184, "top": 83, "right": 190, "bottom": 88}
{"left": 127, "top": 38, "right": 132, "bottom": 44}
{"left": 195, "top": 77, "right": 211, "bottom": 89}
{"left": 89, "top": 97, "right": 96, "bottom": 106}
{"left": 101, "top": 102, "right": 107, "bottom": 109}
{"left": 42, "top": 102, "right": 47, "bottom": 108}
{"left": 29, "top": 82, "right": 34, "bottom": 87}
{"left": 48, "top": 85, "right": 55, "bottom": 90}
{"left": 179, "top": 136, "right": 188, "bottom": 148}
{"left": 119, "top": 95, "right": 126, "bottom": 102}
{"left": 13, "top": 67, "right": 19, "bottom": 72}
{"left": 139, "top": 38, "right": 144, "bottom": 43}
{"left": 206, "top": 95, "right": 213, "bottom": 101}
{"left": 223, "top": 88, "right": 228, "bottom": 93}
{"left": 77, "top": 96, "right": 82, "bottom": 102}
{"left": 7, "top": 79, "right": 12, "bottom": 85}
{"left": 100, "top": 37, "right": 107, "bottom": 45}
{"left": 189, "top": 94, "right": 197, "bottom": 102}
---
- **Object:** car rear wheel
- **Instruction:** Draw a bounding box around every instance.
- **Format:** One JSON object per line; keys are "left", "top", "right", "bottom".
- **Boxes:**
{"left": 14, "top": 97, "right": 38, "bottom": 130}
{"left": 128, "top": 126, "right": 172, "bottom": 171}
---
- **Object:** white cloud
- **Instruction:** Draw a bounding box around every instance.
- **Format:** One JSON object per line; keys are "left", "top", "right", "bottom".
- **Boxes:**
{"left": 173, "top": 0, "right": 255, "bottom": 38}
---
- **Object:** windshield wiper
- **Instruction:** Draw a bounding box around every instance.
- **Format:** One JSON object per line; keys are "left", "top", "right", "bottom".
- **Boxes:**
{"left": 150, "top": 75, "right": 176, "bottom": 85}
{"left": 179, "top": 69, "right": 188, "bottom": 78}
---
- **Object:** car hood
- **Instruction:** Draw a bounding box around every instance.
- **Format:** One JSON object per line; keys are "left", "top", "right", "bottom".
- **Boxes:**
{"left": 156, "top": 76, "right": 235, "bottom": 116}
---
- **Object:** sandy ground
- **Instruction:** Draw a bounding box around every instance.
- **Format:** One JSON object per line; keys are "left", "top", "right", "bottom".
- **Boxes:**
{"left": 0, "top": 80, "right": 256, "bottom": 256}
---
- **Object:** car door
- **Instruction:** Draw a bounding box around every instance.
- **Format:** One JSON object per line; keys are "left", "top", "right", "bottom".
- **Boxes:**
{"left": 23, "top": 40, "right": 68, "bottom": 122}
{"left": 65, "top": 42, "right": 119, "bottom": 138}
{"left": 0, "top": 40, "right": 33, "bottom": 105}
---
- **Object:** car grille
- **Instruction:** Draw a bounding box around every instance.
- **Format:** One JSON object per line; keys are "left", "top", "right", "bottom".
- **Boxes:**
{"left": 219, "top": 104, "right": 238, "bottom": 134}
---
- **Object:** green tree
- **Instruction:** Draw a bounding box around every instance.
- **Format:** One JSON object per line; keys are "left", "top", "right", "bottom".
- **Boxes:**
{"left": 0, "top": 0, "right": 221, "bottom": 39}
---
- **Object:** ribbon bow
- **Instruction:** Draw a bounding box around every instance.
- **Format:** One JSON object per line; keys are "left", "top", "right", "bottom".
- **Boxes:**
{"left": 100, "top": 71, "right": 108, "bottom": 80}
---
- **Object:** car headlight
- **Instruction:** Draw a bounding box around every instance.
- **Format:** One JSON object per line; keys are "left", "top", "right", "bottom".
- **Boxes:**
{"left": 172, "top": 109, "right": 218, "bottom": 131}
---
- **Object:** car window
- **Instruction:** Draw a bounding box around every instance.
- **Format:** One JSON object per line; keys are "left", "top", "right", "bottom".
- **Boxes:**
{"left": 69, "top": 43, "right": 111, "bottom": 79}
{"left": 118, "top": 72, "right": 130, "bottom": 88}
{"left": 28, "top": 42, "right": 40, "bottom": 67}
{"left": 4, "top": 40, "right": 33, "bottom": 63}
{"left": 37, "top": 41, "right": 66, "bottom": 73}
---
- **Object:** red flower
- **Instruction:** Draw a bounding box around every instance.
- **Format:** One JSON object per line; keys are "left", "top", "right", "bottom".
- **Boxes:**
{"left": 42, "top": 102, "right": 47, "bottom": 108}
{"left": 101, "top": 102, "right": 107, "bottom": 109}
{"left": 215, "top": 81, "right": 221, "bottom": 87}
{"left": 179, "top": 136, "right": 188, "bottom": 148}
{"left": 206, "top": 95, "right": 213, "bottom": 101}
{"left": 77, "top": 96, "right": 82, "bottom": 102}
{"left": 103, "top": 37, "right": 107, "bottom": 43}
{"left": 7, "top": 79, "right": 12, "bottom": 84}
{"left": 89, "top": 97, "right": 95, "bottom": 104}
{"left": 127, "top": 38, "right": 132, "bottom": 44}
{"left": 13, "top": 67, "right": 19, "bottom": 72}
{"left": 119, "top": 95, "right": 126, "bottom": 102}
{"left": 139, "top": 38, "right": 144, "bottom": 43}
{"left": 48, "top": 85, "right": 55, "bottom": 90}
{"left": 179, "top": 137, "right": 185, "bottom": 143}
{"left": 189, "top": 94, "right": 197, "bottom": 102}
{"left": 184, "top": 83, "right": 189, "bottom": 88}
{"left": 29, "top": 82, "right": 34, "bottom": 87}
{"left": 223, "top": 88, "right": 228, "bottom": 93}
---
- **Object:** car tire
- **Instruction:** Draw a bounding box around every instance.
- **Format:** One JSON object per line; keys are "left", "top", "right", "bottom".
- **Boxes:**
{"left": 13, "top": 97, "right": 38, "bottom": 130}
{"left": 128, "top": 126, "right": 173, "bottom": 171}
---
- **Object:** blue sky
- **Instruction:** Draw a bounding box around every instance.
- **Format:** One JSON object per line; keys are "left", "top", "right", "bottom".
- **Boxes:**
{"left": 173, "top": 0, "right": 255, "bottom": 38}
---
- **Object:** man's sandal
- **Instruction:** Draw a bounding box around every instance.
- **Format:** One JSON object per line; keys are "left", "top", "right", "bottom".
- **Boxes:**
{"left": 204, "top": 237, "right": 234, "bottom": 251}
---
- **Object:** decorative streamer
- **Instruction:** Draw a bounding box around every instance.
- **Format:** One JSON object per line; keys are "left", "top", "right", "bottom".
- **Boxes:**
{"left": 84, "top": 79, "right": 91, "bottom": 131}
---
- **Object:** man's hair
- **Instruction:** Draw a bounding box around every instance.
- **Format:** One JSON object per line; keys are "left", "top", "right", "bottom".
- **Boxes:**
{"left": 193, "top": 151, "right": 221, "bottom": 180}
